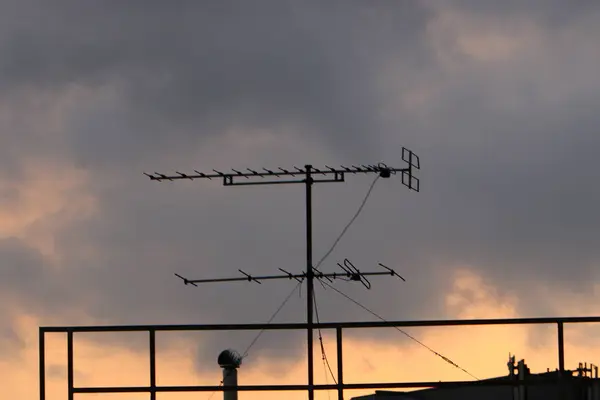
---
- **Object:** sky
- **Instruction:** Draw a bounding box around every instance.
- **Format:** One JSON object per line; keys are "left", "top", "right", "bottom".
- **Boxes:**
{"left": 1, "top": 1, "right": 600, "bottom": 399}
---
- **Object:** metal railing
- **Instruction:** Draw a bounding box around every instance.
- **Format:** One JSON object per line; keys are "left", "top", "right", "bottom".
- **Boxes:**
{"left": 39, "top": 316, "right": 600, "bottom": 400}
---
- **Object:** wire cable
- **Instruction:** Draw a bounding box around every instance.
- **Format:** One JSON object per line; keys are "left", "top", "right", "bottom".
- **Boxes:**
{"left": 207, "top": 279, "right": 304, "bottom": 399}
{"left": 241, "top": 279, "right": 304, "bottom": 358}
{"left": 321, "top": 335, "right": 331, "bottom": 400}
{"left": 320, "top": 280, "right": 479, "bottom": 381}
{"left": 314, "top": 175, "right": 380, "bottom": 271}
{"left": 313, "top": 287, "right": 338, "bottom": 386}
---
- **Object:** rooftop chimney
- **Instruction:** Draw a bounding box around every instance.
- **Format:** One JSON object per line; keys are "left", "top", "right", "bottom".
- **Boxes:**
{"left": 218, "top": 349, "right": 242, "bottom": 400}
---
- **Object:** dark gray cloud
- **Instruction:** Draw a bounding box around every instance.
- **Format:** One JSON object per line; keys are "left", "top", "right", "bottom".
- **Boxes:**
{"left": 1, "top": 0, "right": 600, "bottom": 378}
{"left": 435, "top": 0, "right": 598, "bottom": 28}
{"left": 0, "top": 0, "right": 432, "bottom": 166}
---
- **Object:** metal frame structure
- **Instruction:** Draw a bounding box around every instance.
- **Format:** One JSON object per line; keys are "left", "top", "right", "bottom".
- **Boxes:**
{"left": 143, "top": 147, "right": 420, "bottom": 400}
{"left": 39, "top": 315, "right": 600, "bottom": 400}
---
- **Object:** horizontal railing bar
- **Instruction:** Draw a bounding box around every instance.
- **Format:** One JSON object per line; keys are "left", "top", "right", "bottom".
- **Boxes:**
{"left": 40, "top": 316, "right": 600, "bottom": 333}
{"left": 73, "top": 378, "right": 583, "bottom": 393}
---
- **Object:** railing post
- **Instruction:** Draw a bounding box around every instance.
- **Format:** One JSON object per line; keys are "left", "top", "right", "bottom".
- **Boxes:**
{"left": 39, "top": 328, "right": 45, "bottom": 400}
{"left": 67, "top": 331, "right": 74, "bottom": 400}
{"left": 557, "top": 322, "right": 565, "bottom": 373}
{"left": 337, "top": 327, "right": 344, "bottom": 400}
{"left": 150, "top": 329, "right": 157, "bottom": 400}
{"left": 557, "top": 322, "right": 565, "bottom": 400}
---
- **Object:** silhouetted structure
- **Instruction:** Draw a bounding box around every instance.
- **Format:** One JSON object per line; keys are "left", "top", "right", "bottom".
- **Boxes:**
{"left": 352, "top": 357, "right": 600, "bottom": 400}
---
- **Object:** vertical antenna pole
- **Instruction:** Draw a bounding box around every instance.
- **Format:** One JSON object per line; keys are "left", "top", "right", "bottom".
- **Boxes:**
{"left": 305, "top": 165, "right": 315, "bottom": 400}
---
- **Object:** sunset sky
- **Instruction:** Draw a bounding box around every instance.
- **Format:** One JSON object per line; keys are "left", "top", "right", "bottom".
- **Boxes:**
{"left": 2, "top": 1, "right": 600, "bottom": 399}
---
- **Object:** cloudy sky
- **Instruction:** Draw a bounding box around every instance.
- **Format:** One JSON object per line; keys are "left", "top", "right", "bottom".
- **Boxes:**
{"left": 2, "top": 1, "right": 600, "bottom": 399}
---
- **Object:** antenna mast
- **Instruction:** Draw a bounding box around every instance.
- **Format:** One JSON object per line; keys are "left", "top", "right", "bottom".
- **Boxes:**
{"left": 145, "top": 147, "right": 420, "bottom": 400}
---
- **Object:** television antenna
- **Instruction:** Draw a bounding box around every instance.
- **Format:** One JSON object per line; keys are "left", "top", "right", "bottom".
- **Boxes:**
{"left": 145, "top": 147, "right": 420, "bottom": 400}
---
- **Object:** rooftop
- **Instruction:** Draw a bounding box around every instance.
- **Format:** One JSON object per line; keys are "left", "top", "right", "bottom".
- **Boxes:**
{"left": 351, "top": 357, "right": 599, "bottom": 400}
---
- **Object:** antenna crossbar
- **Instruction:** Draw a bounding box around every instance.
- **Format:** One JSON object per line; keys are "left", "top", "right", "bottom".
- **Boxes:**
{"left": 146, "top": 166, "right": 391, "bottom": 179}
{"left": 144, "top": 148, "right": 420, "bottom": 191}
{"left": 174, "top": 260, "right": 405, "bottom": 287}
